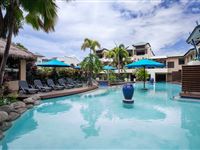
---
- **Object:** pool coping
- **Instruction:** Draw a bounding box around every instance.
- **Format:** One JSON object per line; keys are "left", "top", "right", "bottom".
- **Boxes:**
{"left": 39, "top": 86, "right": 99, "bottom": 99}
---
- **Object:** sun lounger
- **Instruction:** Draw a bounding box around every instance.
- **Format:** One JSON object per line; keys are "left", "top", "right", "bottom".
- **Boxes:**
{"left": 47, "top": 79, "right": 65, "bottom": 90}
{"left": 58, "top": 78, "right": 74, "bottom": 89}
{"left": 19, "top": 80, "right": 39, "bottom": 94}
{"left": 34, "top": 79, "right": 52, "bottom": 92}
{"left": 66, "top": 78, "right": 83, "bottom": 87}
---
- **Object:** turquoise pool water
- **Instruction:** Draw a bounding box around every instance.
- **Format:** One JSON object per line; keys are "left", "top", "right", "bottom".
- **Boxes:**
{"left": 1, "top": 83, "right": 200, "bottom": 149}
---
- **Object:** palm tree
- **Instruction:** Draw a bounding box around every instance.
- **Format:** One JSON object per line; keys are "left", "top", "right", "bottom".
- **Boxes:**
{"left": 0, "top": 0, "right": 58, "bottom": 87}
{"left": 105, "top": 44, "right": 129, "bottom": 74}
{"left": 80, "top": 54, "right": 102, "bottom": 85}
{"left": 81, "top": 38, "right": 101, "bottom": 86}
{"left": 81, "top": 38, "right": 101, "bottom": 54}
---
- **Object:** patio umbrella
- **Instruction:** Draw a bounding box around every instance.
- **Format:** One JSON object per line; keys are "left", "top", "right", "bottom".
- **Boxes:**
{"left": 37, "top": 59, "right": 71, "bottom": 79}
{"left": 103, "top": 65, "right": 116, "bottom": 80}
{"left": 126, "top": 59, "right": 164, "bottom": 89}
{"left": 37, "top": 59, "right": 70, "bottom": 67}
{"left": 74, "top": 66, "right": 81, "bottom": 69}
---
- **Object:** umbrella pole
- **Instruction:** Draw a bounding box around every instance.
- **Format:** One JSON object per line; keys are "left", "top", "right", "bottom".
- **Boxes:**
{"left": 143, "top": 66, "right": 145, "bottom": 89}
{"left": 107, "top": 70, "right": 109, "bottom": 81}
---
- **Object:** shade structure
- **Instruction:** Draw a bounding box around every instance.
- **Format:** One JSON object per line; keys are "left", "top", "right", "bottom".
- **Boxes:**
{"left": 126, "top": 59, "right": 165, "bottom": 68}
{"left": 103, "top": 65, "right": 116, "bottom": 70}
{"left": 37, "top": 59, "right": 70, "bottom": 67}
{"left": 126, "top": 59, "right": 165, "bottom": 89}
{"left": 74, "top": 66, "right": 81, "bottom": 69}
{"left": 103, "top": 65, "right": 116, "bottom": 81}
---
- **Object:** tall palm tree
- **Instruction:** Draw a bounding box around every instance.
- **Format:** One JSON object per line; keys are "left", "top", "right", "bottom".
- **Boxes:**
{"left": 81, "top": 38, "right": 101, "bottom": 86}
{"left": 105, "top": 44, "right": 129, "bottom": 74}
{"left": 81, "top": 38, "right": 101, "bottom": 54}
{"left": 0, "top": 0, "right": 58, "bottom": 87}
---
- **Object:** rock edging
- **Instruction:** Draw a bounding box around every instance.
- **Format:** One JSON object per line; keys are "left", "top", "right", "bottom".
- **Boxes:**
{"left": 0, "top": 95, "right": 41, "bottom": 140}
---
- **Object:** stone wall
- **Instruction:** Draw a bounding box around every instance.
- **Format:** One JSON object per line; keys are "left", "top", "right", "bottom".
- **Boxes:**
{"left": 0, "top": 95, "right": 41, "bottom": 140}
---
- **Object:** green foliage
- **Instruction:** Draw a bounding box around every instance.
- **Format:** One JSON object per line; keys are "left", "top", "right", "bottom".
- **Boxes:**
{"left": 80, "top": 54, "right": 102, "bottom": 77}
{"left": 31, "top": 67, "right": 83, "bottom": 81}
{"left": 108, "top": 72, "right": 117, "bottom": 83}
{"left": 105, "top": 44, "right": 129, "bottom": 72}
{"left": 16, "top": 43, "right": 28, "bottom": 50}
{"left": 135, "top": 68, "right": 149, "bottom": 81}
{"left": 0, "top": 85, "right": 18, "bottom": 106}
{"left": 81, "top": 38, "right": 101, "bottom": 54}
{"left": 0, "top": 0, "right": 58, "bottom": 38}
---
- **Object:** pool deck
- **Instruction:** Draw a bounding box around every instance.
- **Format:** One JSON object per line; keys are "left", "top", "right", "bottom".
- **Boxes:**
{"left": 19, "top": 86, "right": 98, "bottom": 100}
{"left": 180, "top": 92, "right": 200, "bottom": 99}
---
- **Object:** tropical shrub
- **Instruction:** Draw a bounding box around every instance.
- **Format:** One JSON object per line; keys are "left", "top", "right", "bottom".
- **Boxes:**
{"left": 108, "top": 72, "right": 117, "bottom": 83}
{"left": 105, "top": 44, "right": 129, "bottom": 73}
{"left": 135, "top": 68, "right": 149, "bottom": 81}
{"left": 80, "top": 54, "right": 102, "bottom": 78}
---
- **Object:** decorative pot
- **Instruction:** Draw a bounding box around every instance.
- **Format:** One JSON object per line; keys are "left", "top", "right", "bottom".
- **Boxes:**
{"left": 149, "top": 78, "right": 154, "bottom": 84}
{"left": 122, "top": 83, "right": 134, "bottom": 100}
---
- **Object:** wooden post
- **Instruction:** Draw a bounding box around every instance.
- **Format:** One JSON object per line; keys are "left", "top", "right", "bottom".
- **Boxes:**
{"left": 19, "top": 60, "right": 26, "bottom": 80}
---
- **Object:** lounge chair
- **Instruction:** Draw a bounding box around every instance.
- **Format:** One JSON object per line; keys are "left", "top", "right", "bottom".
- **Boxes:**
{"left": 34, "top": 79, "right": 52, "bottom": 92}
{"left": 66, "top": 78, "right": 83, "bottom": 87}
{"left": 19, "top": 80, "right": 39, "bottom": 94}
{"left": 58, "top": 78, "right": 74, "bottom": 89}
{"left": 47, "top": 79, "right": 65, "bottom": 90}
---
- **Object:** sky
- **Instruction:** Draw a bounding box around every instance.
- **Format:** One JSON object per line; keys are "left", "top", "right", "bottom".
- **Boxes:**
{"left": 13, "top": 0, "right": 200, "bottom": 60}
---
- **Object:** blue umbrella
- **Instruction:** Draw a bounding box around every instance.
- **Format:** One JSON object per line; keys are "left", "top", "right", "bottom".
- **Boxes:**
{"left": 103, "top": 65, "right": 116, "bottom": 70}
{"left": 103, "top": 65, "right": 116, "bottom": 81}
{"left": 37, "top": 59, "right": 70, "bottom": 67}
{"left": 126, "top": 59, "right": 164, "bottom": 89}
{"left": 74, "top": 66, "right": 81, "bottom": 69}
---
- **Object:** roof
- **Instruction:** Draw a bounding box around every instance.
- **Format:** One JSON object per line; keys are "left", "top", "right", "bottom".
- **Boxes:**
{"left": 150, "top": 56, "right": 167, "bottom": 59}
{"left": 186, "top": 25, "right": 200, "bottom": 44}
{"left": 57, "top": 56, "right": 80, "bottom": 65}
{"left": 0, "top": 39, "right": 35, "bottom": 60}
{"left": 167, "top": 54, "right": 184, "bottom": 58}
{"left": 34, "top": 52, "right": 44, "bottom": 57}
{"left": 133, "top": 42, "right": 150, "bottom": 47}
{"left": 96, "top": 48, "right": 109, "bottom": 53}
{"left": 184, "top": 48, "right": 196, "bottom": 56}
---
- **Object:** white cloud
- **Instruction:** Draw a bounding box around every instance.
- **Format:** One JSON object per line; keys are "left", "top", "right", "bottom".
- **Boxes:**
{"left": 13, "top": 0, "right": 200, "bottom": 60}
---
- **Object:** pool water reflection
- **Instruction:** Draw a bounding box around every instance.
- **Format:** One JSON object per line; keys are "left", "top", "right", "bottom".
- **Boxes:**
{"left": 1, "top": 83, "right": 200, "bottom": 149}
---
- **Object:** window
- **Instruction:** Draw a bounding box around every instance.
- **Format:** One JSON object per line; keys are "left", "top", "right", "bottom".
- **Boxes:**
{"left": 167, "top": 62, "right": 174, "bottom": 68}
{"left": 178, "top": 58, "right": 185, "bottom": 65}
{"left": 135, "top": 45, "right": 145, "bottom": 49}
{"left": 136, "top": 50, "right": 145, "bottom": 55}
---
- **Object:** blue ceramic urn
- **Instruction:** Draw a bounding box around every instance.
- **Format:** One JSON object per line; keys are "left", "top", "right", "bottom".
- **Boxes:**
{"left": 149, "top": 78, "right": 154, "bottom": 84}
{"left": 122, "top": 83, "right": 134, "bottom": 100}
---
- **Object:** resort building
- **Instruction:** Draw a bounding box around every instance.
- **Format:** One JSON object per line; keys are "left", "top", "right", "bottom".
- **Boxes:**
{"left": 0, "top": 39, "right": 35, "bottom": 91}
{"left": 97, "top": 42, "right": 195, "bottom": 82}
{"left": 56, "top": 56, "right": 80, "bottom": 66}
{"left": 37, "top": 56, "right": 80, "bottom": 67}
{"left": 34, "top": 52, "right": 44, "bottom": 64}
{"left": 180, "top": 24, "right": 200, "bottom": 98}
{"left": 131, "top": 42, "right": 155, "bottom": 61}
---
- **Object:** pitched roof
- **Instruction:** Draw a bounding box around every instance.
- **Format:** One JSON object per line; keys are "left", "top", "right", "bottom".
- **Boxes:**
{"left": 184, "top": 48, "right": 196, "bottom": 56}
{"left": 0, "top": 39, "right": 35, "bottom": 60}
{"left": 186, "top": 25, "right": 200, "bottom": 44}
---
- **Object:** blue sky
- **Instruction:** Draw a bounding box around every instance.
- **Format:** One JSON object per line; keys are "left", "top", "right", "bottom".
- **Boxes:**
{"left": 13, "top": 0, "right": 200, "bottom": 60}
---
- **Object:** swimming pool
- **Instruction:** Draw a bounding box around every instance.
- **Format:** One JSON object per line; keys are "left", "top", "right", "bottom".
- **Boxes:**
{"left": 1, "top": 83, "right": 200, "bottom": 149}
